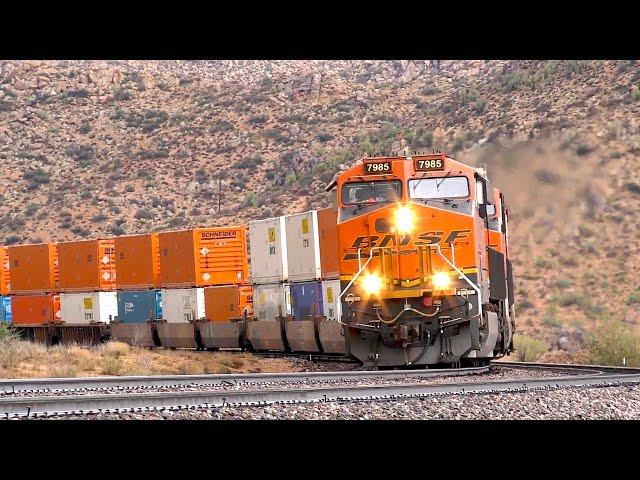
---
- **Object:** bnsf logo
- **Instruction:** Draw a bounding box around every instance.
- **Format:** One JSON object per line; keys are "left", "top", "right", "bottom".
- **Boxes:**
{"left": 343, "top": 230, "right": 471, "bottom": 260}
{"left": 201, "top": 231, "right": 237, "bottom": 240}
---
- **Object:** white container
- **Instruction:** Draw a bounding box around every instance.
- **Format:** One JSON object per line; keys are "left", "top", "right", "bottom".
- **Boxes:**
{"left": 248, "top": 216, "right": 288, "bottom": 284}
{"left": 284, "top": 210, "right": 322, "bottom": 282}
{"left": 321, "top": 279, "right": 342, "bottom": 321}
{"left": 161, "top": 288, "right": 205, "bottom": 323}
{"left": 60, "top": 292, "right": 118, "bottom": 324}
{"left": 254, "top": 283, "right": 291, "bottom": 321}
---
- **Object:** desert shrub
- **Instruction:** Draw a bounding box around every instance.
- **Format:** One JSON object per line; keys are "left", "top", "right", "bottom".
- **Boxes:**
{"left": 71, "top": 227, "right": 90, "bottom": 238}
{"left": 22, "top": 168, "right": 51, "bottom": 190}
{"left": 244, "top": 192, "right": 260, "bottom": 208}
{"left": 519, "top": 299, "right": 534, "bottom": 310}
{"left": 248, "top": 114, "right": 268, "bottom": 125}
{"left": 534, "top": 257, "right": 553, "bottom": 269}
{"left": 316, "top": 132, "right": 334, "bottom": 143}
{"left": 585, "top": 320, "right": 640, "bottom": 367}
{"left": 234, "top": 155, "right": 263, "bottom": 169}
{"left": 626, "top": 289, "right": 640, "bottom": 305}
{"left": 67, "top": 89, "right": 90, "bottom": 98}
{"left": 135, "top": 209, "right": 154, "bottom": 220}
{"left": 623, "top": 182, "right": 640, "bottom": 195}
{"left": 125, "top": 109, "right": 168, "bottom": 132}
{"left": 66, "top": 145, "right": 95, "bottom": 167}
{"left": 513, "top": 334, "right": 550, "bottom": 361}
{"left": 5, "top": 235, "right": 21, "bottom": 245}
{"left": 534, "top": 169, "right": 560, "bottom": 185}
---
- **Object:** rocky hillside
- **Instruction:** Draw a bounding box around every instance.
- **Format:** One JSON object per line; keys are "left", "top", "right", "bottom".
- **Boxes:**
{"left": 1, "top": 60, "right": 640, "bottom": 349}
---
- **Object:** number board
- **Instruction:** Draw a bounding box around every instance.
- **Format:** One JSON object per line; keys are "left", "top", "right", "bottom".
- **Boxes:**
{"left": 364, "top": 161, "right": 392, "bottom": 173}
{"left": 414, "top": 158, "right": 445, "bottom": 171}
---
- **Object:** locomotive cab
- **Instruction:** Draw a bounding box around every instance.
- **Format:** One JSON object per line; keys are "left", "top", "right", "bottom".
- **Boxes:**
{"left": 329, "top": 153, "right": 515, "bottom": 367}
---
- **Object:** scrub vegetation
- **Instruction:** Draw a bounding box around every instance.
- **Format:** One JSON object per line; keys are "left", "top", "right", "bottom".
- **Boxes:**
{"left": 0, "top": 338, "right": 296, "bottom": 378}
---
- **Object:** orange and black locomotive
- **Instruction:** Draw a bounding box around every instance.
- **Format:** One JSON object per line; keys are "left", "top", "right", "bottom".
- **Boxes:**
{"left": 328, "top": 152, "right": 515, "bottom": 367}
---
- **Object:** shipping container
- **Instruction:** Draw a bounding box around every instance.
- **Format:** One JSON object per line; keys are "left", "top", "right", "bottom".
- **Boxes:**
{"left": 158, "top": 227, "right": 248, "bottom": 288}
{"left": 0, "top": 247, "right": 10, "bottom": 295}
{"left": 289, "top": 281, "right": 323, "bottom": 320}
{"left": 11, "top": 294, "right": 61, "bottom": 325}
{"left": 116, "top": 290, "right": 162, "bottom": 324}
{"left": 204, "top": 285, "right": 240, "bottom": 322}
{"left": 0, "top": 296, "right": 11, "bottom": 323}
{"left": 248, "top": 216, "right": 288, "bottom": 284}
{"left": 239, "top": 284, "right": 253, "bottom": 317}
{"left": 58, "top": 239, "right": 116, "bottom": 292}
{"left": 161, "top": 288, "right": 205, "bottom": 323}
{"left": 284, "top": 208, "right": 339, "bottom": 282}
{"left": 60, "top": 292, "right": 118, "bottom": 324}
{"left": 114, "top": 233, "right": 160, "bottom": 289}
{"left": 8, "top": 243, "right": 59, "bottom": 294}
{"left": 254, "top": 283, "right": 291, "bottom": 321}
{"left": 321, "top": 279, "right": 342, "bottom": 321}
{"left": 203, "top": 284, "right": 252, "bottom": 322}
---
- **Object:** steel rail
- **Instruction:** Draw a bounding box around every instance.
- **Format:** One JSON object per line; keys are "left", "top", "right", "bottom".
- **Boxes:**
{"left": 2, "top": 370, "right": 640, "bottom": 418}
{"left": 0, "top": 366, "right": 489, "bottom": 395}
{"left": 493, "top": 360, "right": 640, "bottom": 375}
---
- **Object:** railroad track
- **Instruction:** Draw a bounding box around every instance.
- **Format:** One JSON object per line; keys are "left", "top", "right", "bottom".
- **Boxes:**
{"left": 2, "top": 362, "right": 639, "bottom": 419}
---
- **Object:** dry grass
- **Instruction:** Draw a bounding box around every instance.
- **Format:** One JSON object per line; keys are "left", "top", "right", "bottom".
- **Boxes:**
{"left": 0, "top": 339, "right": 288, "bottom": 379}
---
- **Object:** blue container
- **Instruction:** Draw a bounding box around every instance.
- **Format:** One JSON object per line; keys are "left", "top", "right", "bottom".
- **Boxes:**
{"left": 117, "top": 290, "right": 162, "bottom": 324}
{"left": 0, "top": 296, "right": 11, "bottom": 324}
{"left": 289, "top": 281, "right": 323, "bottom": 321}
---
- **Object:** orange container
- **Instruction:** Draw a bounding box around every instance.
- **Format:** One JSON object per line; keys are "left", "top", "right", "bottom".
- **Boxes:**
{"left": 204, "top": 284, "right": 254, "bottom": 321}
{"left": 0, "top": 247, "right": 10, "bottom": 295}
{"left": 159, "top": 227, "right": 248, "bottom": 288}
{"left": 114, "top": 233, "right": 160, "bottom": 290}
{"left": 11, "top": 294, "right": 61, "bottom": 325}
{"left": 317, "top": 207, "right": 340, "bottom": 280}
{"left": 8, "top": 243, "right": 59, "bottom": 294}
{"left": 239, "top": 284, "right": 254, "bottom": 317}
{"left": 58, "top": 239, "right": 116, "bottom": 292}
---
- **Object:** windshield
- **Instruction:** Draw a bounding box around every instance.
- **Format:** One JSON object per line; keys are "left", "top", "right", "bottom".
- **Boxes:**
{"left": 341, "top": 181, "right": 402, "bottom": 205}
{"left": 409, "top": 176, "right": 469, "bottom": 199}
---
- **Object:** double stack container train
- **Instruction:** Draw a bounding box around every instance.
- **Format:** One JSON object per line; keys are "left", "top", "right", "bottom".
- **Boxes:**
{"left": 2, "top": 152, "right": 516, "bottom": 368}
{"left": 248, "top": 208, "right": 344, "bottom": 353}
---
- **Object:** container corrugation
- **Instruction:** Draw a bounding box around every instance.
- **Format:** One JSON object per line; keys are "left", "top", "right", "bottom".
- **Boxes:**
{"left": 8, "top": 243, "right": 59, "bottom": 294}
{"left": 58, "top": 239, "right": 116, "bottom": 292}
{"left": 11, "top": 294, "right": 61, "bottom": 325}
{"left": 0, "top": 296, "right": 11, "bottom": 323}
{"left": 204, "top": 285, "right": 240, "bottom": 322}
{"left": 321, "top": 279, "right": 342, "bottom": 321}
{"left": 248, "top": 216, "right": 288, "bottom": 284}
{"left": 159, "top": 227, "right": 248, "bottom": 288}
{"left": 289, "top": 281, "right": 323, "bottom": 320}
{"left": 284, "top": 208, "right": 340, "bottom": 282}
{"left": 116, "top": 290, "right": 162, "bottom": 323}
{"left": 317, "top": 207, "right": 340, "bottom": 280}
{"left": 114, "top": 233, "right": 160, "bottom": 289}
{"left": 253, "top": 283, "right": 290, "bottom": 321}
{"left": 60, "top": 292, "right": 118, "bottom": 324}
{"left": 161, "top": 288, "right": 205, "bottom": 323}
{"left": 0, "top": 247, "right": 10, "bottom": 295}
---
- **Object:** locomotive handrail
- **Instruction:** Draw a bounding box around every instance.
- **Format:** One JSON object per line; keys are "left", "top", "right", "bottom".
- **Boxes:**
{"left": 337, "top": 246, "right": 387, "bottom": 325}
{"left": 427, "top": 243, "right": 482, "bottom": 312}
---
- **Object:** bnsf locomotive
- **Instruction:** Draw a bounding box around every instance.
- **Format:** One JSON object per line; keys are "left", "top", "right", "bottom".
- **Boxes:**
{"left": 328, "top": 152, "right": 515, "bottom": 367}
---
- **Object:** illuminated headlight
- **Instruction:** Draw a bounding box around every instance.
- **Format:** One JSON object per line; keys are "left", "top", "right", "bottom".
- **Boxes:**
{"left": 395, "top": 205, "right": 414, "bottom": 234}
{"left": 362, "top": 273, "right": 382, "bottom": 295}
{"left": 432, "top": 271, "right": 451, "bottom": 290}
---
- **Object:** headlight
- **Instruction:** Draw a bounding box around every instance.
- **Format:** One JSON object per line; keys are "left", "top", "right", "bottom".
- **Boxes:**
{"left": 362, "top": 273, "right": 382, "bottom": 295}
{"left": 432, "top": 271, "right": 451, "bottom": 290}
{"left": 394, "top": 205, "right": 414, "bottom": 234}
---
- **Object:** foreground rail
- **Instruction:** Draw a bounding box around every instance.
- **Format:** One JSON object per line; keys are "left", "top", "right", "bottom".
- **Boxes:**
{"left": 3, "top": 363, "right": 640, "bottom": 418}
{"left": 0, "top": 366, "right": 488, "bottom": 396}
